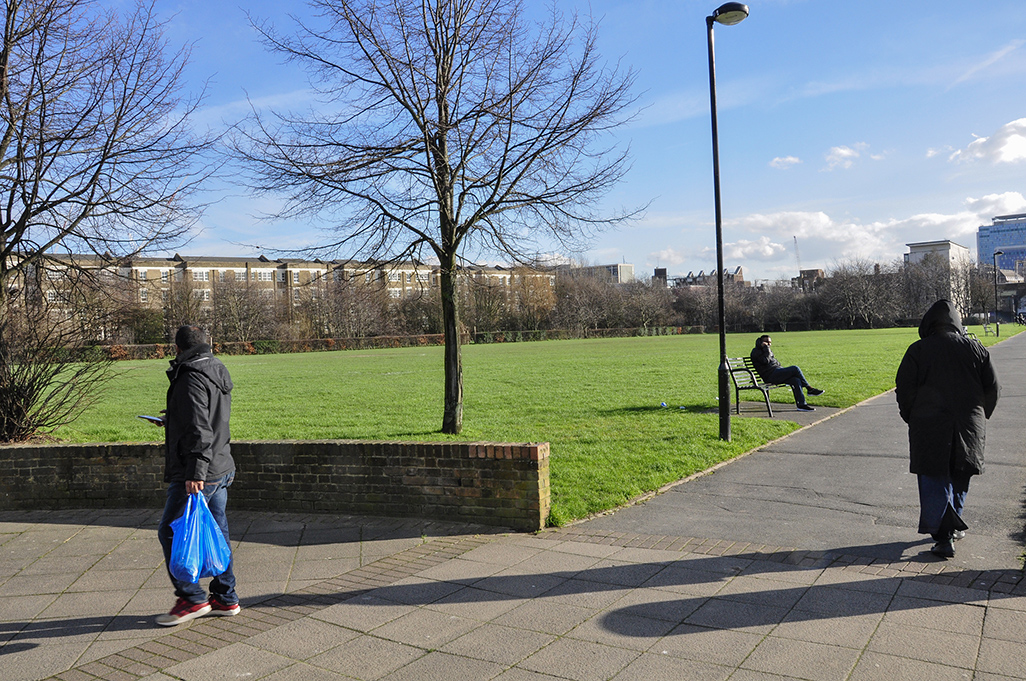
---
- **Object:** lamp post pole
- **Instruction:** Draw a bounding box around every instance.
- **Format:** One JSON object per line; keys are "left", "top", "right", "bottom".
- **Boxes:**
{"left": 993, "top": 250, "right": 1004, "bottom": 337}
{"left": 706, "top": 2, "right": 749, "bottom": 442}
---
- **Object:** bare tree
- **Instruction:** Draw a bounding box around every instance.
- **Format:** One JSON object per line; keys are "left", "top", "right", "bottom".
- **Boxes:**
{"left": 0, "top": 269, "right": 112, "bottom": 441}
{"left": 0, "top": 0, "right": 213, "bottom": 440}
{"left": 211, "top": 276, "right": 274, "bottom": 343}
{"left": 821, "top": 258, "right": 897, "bottom": 329}
{"left": 234, "top": 0, "right": 638, "bottom": 433}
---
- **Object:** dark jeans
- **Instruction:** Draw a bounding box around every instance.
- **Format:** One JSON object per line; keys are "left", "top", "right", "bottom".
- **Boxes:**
{"left": 158, "top": 472, "right": 238, "bottom": 605}
{"left": 917, "top": 471, "right": 971, "bottom": 538}
{"left": 767, "top": 366, "right": 811, "bottom": 406}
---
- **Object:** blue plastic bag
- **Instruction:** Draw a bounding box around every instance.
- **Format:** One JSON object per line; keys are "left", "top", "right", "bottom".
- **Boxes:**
{"left": 169, "top": 492, "right": 232, "bottom": 583}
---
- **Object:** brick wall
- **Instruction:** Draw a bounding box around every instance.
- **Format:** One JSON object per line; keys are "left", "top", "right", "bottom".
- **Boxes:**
{"left": 0, "top": 440, "right": 550, "bottom": 531}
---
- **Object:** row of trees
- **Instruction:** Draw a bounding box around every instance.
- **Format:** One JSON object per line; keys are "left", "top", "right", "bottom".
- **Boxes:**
{"left": 76, "top": 252, "right": 1006, "bottom": 351}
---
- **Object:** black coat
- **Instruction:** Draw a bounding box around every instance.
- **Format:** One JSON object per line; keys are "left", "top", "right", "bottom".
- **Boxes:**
{"left": 750, "top": 342, "right": 781, "bottom": 382}
{"left": 164, "top": 344, "right": 235, "bottom": 483}
{"left": 895, "top": 300, "right": 999, "bottom": 477}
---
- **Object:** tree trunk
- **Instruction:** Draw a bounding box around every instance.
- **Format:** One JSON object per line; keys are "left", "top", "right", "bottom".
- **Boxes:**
{"left": 439, "top": 263, "right": 463, "bottom": 434}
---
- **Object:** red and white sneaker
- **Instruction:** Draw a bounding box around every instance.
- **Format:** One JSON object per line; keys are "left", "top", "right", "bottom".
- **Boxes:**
{"left": 156, "top": 598, "right": 211, "bottom": 627}
{"left": 207, "top": 598, "right": 241, "bottom": 617}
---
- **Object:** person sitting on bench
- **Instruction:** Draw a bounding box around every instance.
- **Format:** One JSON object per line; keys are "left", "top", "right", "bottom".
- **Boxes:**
{"left": 749, "top": 335, "right": 824, "bottom": 412}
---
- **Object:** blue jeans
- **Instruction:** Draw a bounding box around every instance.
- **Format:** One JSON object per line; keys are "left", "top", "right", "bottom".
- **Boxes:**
{"left": 917, "top": 471, "right": 971, "bottom": 539}
{"left": 767, "top": 366, "right": 811, "bottom": 406}
{"left": 158, "top": 472, "right": 238, "bottom": 605}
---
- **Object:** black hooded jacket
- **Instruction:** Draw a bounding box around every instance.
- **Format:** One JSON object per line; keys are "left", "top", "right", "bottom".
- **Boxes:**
{"left": 164, "top": 343, "right": 235, "bottom": 483}
{"left": 895, "top": 300, "right": 999, "bottom": 477}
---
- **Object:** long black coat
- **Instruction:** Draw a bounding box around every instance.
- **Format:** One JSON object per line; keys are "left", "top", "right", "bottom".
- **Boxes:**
{"left": 895, "top": 300, "right": 999, "bottom": 477}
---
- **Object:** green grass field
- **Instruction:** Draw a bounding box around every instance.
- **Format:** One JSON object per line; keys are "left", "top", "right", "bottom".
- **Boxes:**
{"left": 58, "top": 325, "right": 1015, "bottom": 525}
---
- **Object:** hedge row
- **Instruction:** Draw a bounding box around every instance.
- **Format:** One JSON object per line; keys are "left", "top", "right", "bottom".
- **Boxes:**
{"left": 98, "top": 326, "right": 699, "bottom": 361}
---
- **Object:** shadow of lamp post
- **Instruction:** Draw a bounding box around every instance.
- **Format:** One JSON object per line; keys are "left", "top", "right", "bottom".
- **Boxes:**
{"left": 706, "top": 2, "right": 749, "bottom": 441}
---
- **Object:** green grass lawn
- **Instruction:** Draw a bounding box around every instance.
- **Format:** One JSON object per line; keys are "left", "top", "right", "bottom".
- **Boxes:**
{"left": 57, "top": 325, "right": 1016, "bottom": 525}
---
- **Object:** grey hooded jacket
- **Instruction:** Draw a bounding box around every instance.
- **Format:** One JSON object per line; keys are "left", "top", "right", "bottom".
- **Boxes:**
{"left": 164, "top": 343, "right": 235, "bottom": 483}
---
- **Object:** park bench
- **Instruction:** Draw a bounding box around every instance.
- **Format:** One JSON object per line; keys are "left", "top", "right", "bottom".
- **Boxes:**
{"left": 727, "top": 357, "right": 790, "bottom": 417}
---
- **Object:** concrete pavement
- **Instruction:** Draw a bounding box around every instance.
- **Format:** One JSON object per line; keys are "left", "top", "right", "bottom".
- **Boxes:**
{"left": 1, "top": 333, "right": 1024, "bottom": 681}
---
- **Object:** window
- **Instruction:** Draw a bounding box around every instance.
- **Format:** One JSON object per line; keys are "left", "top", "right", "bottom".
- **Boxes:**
{"left": 138, "top": 270, "right": 147, "bottom": 281}
{"left": 194, "top": 289, "right": 210, "bottom": 301}
{"left": 388, "top": 272, "right": 401, "bottom": 282}
{"left": 161, "top": 290, "right": 169, "bottom": 302}
{"left": 192, "top": 270, "right": 209, "bottom": 282}
{"left": 256, "top": 270, "right": 273, "bottom": 281}
{"left": 46, "top": 290, "right": 57, "bottom": 302}
{"left": 219, "top": 270, "right": 226, "bottom": 282}
{"left": 140, "top": 288, "right": 148, "bottom": 302}
{"left": 161, "top": 270, "right": 169, "bottom": 283}
{"left": 277, "top": 271, "right": 286, "bottom": 283}
{"left": 293, "top": 290, "right": 300, "bottom": 301}
{"left": 292, "top": 271, "right": 300, "bottom": 283}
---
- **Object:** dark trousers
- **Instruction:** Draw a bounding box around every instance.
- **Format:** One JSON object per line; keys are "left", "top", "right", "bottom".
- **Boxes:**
{"left": 157, "top": 472, "right": 238, "bottom": 605}
{"left": 767, "top": 366, "right": 811, "bottom": 406}
{"left": 917, "top": 471, "right": 971, "bottom": 539}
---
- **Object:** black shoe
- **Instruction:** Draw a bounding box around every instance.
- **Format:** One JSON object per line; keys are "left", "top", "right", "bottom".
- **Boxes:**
{"left": 797, "top": 404, "right": 815, "bottom": 411}
{"left": 807, "top": 387, "right": 825, "bottom": 396}
{"left": 930, "top": 541, "right": 955, "bottom": 558}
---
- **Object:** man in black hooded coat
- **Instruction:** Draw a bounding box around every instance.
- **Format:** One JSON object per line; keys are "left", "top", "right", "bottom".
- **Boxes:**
{"left": 895, "top": 300, "right": 999, "bottom": 558}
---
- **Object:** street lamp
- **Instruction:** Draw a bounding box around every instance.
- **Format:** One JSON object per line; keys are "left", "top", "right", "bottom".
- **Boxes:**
{"left": 993, "top": 250, "right": 1004, "bottom": 337}
{"left": 706, "top": 2, "right": 749, "bottom": 442}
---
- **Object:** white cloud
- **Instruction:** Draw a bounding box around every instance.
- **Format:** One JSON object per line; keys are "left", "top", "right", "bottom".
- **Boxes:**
{"left": 926, "top": 146, "right": 953, "bottom": 159}
{"left": 648, "top": 248, "right": 688, "bottom": 266}
{"left": 949, "top": 119, "right": 1026, "bottom": 164}
{"left": 769, "top": 156, "right": 801, "bottom": 169}
{"left": 964, "top": 192, "right": 1026, "bottom": 218}
{"left": 952, "top": 40, "right": 1025, "bottom": 86}
{"left": 824, "top": 142, "right": 869, "bottom": 170}
{"left": 721, "top": 194, "right": 1026, "bottom": 278}
{"left": 723, "top": 236, "right": 787, "bottom": 261}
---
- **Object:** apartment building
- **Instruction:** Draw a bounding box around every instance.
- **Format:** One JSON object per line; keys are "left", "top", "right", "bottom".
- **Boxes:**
{"left": 17, "top": 253, "right": 553, "bottom": 315}
{"left": 978, "top": 213, "right": 1026, "bottom": 274}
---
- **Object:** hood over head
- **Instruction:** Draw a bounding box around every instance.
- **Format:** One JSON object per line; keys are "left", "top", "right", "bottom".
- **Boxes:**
{"left": 918, "top": 299, "right": 964, "bottom": 339}
{"left": 167, "top": 343, "right": 233, "bottom": 394}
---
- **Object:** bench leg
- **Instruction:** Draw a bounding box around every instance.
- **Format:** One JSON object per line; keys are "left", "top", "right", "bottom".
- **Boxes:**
{"left": 762, "top": 389, "right": 774, "bottom": 417}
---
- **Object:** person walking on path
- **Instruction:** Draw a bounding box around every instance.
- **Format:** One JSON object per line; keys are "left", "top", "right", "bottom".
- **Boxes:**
{"left": 154, "top": 325, "right": 241, "bottom": 625}
{"left": 896, "top": 299, "right": 1000, "bottom": 559}
{"left": 750, "top": 335, "right": 825, "bottom": 411}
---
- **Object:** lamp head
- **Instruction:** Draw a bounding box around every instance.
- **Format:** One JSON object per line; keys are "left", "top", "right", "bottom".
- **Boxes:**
{"left": 711, "top": 2, "right": 750, "bottom": 26}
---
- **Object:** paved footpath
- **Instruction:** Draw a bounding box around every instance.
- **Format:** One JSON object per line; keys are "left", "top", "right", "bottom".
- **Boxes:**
{"left": 1, "top": 336, "right": 1025, "bottom": 681}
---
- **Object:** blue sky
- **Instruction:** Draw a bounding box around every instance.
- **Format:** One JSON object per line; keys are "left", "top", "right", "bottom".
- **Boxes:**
{"left": 156, "top": 0, "right": 1026, "bottom": 282}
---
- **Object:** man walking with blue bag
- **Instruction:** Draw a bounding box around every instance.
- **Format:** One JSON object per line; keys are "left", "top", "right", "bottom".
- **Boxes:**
{"left": 155, "top": 325, "right": 240, "bottom": 626}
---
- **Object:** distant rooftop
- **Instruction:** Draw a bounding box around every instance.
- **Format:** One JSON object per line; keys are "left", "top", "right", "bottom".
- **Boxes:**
{"left": 993, "top": 213, "right": 1026, "bottom": 222}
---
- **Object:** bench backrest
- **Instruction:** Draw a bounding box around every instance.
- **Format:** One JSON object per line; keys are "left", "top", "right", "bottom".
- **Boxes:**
{"left": 727, "top": 357, "right": 760, "bottom": 388}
